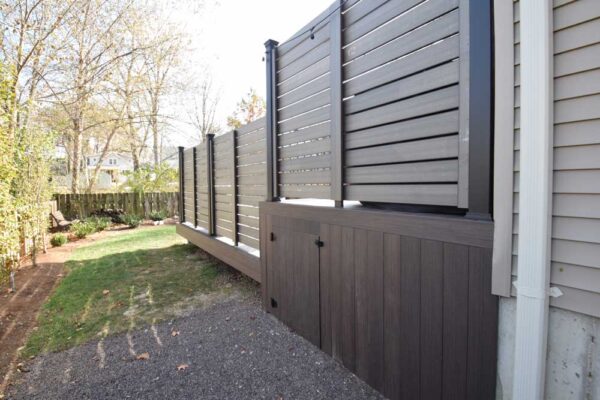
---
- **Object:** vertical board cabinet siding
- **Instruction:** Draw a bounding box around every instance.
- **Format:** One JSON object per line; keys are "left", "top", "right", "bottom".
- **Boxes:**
{"left": 261, "top": 203, "right": 497, "bottom": 400}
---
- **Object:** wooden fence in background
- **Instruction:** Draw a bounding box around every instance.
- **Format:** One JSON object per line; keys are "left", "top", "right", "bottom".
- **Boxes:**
{"left": 54, "top": 192, "right": 179, "bottom": 219}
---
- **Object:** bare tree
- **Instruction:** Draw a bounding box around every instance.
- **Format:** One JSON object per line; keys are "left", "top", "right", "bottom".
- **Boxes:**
{"left": 0, "top": 0, "right": 76, "bottom": 138}
{"left": 186, "top": 75, "right": 220, "bottom": 142}
{"left": 46, "top": 0, "right": 141, "bottom": 193}
{"left": 142, "top": 26, "right": 182, "bottom": 165}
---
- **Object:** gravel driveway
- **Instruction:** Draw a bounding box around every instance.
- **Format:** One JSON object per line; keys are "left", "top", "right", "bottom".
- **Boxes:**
{"left": 7, "top": 296, "right": 383, "bottom": 400}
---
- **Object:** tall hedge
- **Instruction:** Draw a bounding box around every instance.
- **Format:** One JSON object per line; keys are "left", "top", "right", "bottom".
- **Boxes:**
{"left": 0, "top": 63, "right": 54, "bottom": 284}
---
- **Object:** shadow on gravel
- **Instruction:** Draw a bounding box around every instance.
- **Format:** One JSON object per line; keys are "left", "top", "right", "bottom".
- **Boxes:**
{"left": 22, "top": 241, "right": 258, "bottom": 358}
{"left": 8, "top": 298, "right": 383, "bottom": 400}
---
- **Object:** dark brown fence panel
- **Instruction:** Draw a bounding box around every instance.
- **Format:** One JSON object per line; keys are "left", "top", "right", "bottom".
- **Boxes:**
{"left": 213, "top": 132, "right": 236, "bottom": 241}
{"left": 276, "top": 11, "right": 333, "bottom": 200}
{"left": 183, "top": 147, "right": 195, "bottom": 223}
{"left": 261, "top": 202, "right": 497, "bottom": 400}
{"left": 195, "top": 143, "right": 210, "bottom": 230}
{"left": 342, "top": 0, "right": 465, "bottom": 207}
{"left": 236, "top": 118, "right": 267, "bottom": 250}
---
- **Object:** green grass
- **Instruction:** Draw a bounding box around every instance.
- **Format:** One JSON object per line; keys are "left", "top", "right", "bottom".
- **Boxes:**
{"left": 24, "top": 226, "right": 255, "bottom": 357}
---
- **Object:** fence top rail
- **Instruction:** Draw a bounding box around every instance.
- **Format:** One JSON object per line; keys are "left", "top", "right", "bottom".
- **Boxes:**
{"left": 276, "top": 0, "right": 338, "bottom": 56}
{"left": 237, "top": 117, "right": 266, "bottom": 136}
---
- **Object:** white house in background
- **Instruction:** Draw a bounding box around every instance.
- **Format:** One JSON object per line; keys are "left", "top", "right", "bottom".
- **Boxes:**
{"left": 86, "top": 152, "right": 134, "bottom": 184}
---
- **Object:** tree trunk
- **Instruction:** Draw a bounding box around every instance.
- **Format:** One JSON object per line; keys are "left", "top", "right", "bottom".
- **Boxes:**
{"left": 71, "top": 116, "right": 83, "bottom": 194}
{"left": 153, "top": 126, "right": 159, "bottom": 166}
{"left": 87, "top": 123, "right": 120, "bottom": 192}
{"left": 151, "top": 92, "right": 160, "bottom": 166}
{"left": 131, "top": 146, "right": 140, "bottom": 170}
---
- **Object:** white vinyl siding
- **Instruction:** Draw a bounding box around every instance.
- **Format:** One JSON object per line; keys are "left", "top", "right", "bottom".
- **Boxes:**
{"left": 511, "top": 0, "right": 600, "bottom": 318}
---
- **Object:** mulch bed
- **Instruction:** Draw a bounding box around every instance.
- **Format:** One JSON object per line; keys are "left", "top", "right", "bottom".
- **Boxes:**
{"left": 0, "top": 254, "right": 67, "bottom": 394}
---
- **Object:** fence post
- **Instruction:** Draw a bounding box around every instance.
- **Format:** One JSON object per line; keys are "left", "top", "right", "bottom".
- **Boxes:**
{"left": 206, "top": 134, "right": 216, "bottom": 236}
{"left": 193, "top": 146, "right": 198, "bottom": 228}
{"left": 231, "top": 130, "right": 239, "bottom": 246}
{"left": 330, "top": 0, "right": 344, "bottom": 207}
{"left": 264, "top": 39, "right": 279, "bottom": 202}
{"left": 178, "top": 146, "right": 185, "bottom": 223}
{"left": 465, "top": 0, "right": 493, "bottom": 219}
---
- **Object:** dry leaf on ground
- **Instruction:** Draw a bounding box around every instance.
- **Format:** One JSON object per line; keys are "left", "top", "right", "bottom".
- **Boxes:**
{"left": 171, "top": 330, "right": 180, "bottom": 337}
{"left": 102, "top": 289, "right": 110, "bottom": 296}
{"left": 136, "top": 352, "right": 150, "bottom": 361}
{"left": 177, "top": 364, "right": 189, "bottom": 371}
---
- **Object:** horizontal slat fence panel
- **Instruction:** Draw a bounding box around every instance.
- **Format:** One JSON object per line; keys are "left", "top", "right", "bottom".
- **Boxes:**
{"left": 195, "top": 143, "right": 209, "bottom": 230}
{"left": 179, "top": 0, "right": 476, "bottom": 256}
{"left": 183, "top": 148, "right": 195, "bottom": 223}
{"left": 276, "top": 11, "right": 333, "bottom": 201}
{"left": 214, "top": 132, "right": 236, "bottom": 242}
{"left": 236, "top": 118, "right": 268, "bottom": 250}
{"left": 342, "top": 0, "right": 465, "bottom": 206}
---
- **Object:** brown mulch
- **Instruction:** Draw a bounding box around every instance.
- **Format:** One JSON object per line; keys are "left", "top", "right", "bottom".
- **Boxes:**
{"left": 0, "top": 248, "right": 69, "bottom": 394}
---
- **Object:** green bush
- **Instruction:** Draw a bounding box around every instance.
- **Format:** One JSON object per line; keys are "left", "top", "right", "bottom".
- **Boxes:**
{"left": 149, "top": 210, "right": 167, "bottom": 221}
{"left": 86, "top": 216, "right": 111, "bottom": 232}
{"left": 50, "top": 234, "right": 68, "bottom": 247}
{"left": 121, "top": 214, "right": 142, "bottom": 229}
{"left": 70, "top": 221, "right": 96, "bottom": 239}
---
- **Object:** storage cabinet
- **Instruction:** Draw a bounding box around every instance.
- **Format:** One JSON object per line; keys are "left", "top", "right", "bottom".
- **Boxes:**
{"left": 260, "top": 203, "right": 498, "bottom": 400}
{"left": 266, "top": 215, "right": 321, "bottom": 347}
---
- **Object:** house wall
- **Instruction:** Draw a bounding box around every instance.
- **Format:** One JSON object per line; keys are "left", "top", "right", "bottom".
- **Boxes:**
{"left": 497, "top": 298, "right": 600, "bottom": 400}
{"left": 87, "top": 153, "right": 134, "bottom": 170}
{"left": 494, "top": 0, "right": 600, "bottom": 397}
{"left": 511, "top": 0, "right": 600, "bottom": 319}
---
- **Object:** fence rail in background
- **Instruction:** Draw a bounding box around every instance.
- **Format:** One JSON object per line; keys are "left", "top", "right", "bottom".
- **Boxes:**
{"left": 54, "top": 192, "right": 179, "bottom": 219}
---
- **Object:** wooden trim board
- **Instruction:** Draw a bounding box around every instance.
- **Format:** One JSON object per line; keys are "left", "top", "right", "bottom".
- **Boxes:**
{"left": 260, "top": 202, "right": 493, "bottom": 249}
{"left": 176, "top": 224, "right": 261, "bottom": 283}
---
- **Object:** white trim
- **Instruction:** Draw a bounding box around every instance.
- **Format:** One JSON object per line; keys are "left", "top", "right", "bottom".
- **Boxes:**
{"left": 491, "top": 0, "right": 515, "bottom": 297}
{"left": 512, "top": 1, "right": 554, "bottom": 399}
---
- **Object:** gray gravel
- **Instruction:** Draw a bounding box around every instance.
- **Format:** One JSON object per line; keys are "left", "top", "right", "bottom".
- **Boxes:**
{"left": 8, "top": 297, "right": 383, "bottom": 400}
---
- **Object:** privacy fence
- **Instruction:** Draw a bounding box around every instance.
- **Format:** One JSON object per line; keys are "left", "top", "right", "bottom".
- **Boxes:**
{"left": 178, "top": 1, "right": 496, "bottom": 399}
{"left": 265, "top": 0, "right": 491, "bottom": 214}
{"left": 180, "top": 0, "right": 492, "bottom": 249}
{"left": 54, "top": 192, "right": 179, "bottom": 219}
{"left": 179, "top": 119, "right": 267, "bottom": 251}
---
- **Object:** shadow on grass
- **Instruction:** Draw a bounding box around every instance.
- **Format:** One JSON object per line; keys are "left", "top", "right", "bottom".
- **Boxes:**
{"left": 24, "top": 239, "right": 258, "bottom": 357}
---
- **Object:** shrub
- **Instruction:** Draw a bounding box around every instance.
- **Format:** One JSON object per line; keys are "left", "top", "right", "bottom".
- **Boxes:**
{"left": 86, "top": 216, "right": 111, "bottom": 232}
{"left": 149, "top": 210, "right": 167, "bottom": 221}
{"left": 70, "top": 221, "right": 96, "bottom": 239}
{"left": 90, "top": 208, "right": 124, "bottom": 224}
{"left": 121, "top": 214, "right": 142, "bottom": 229}
{"left": 50, "top": 234, "right": 68, "bottom": 247}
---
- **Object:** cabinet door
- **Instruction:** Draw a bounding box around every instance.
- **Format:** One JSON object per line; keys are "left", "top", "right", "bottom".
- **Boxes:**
{"left": 267, "top": 216, "right": 320, "bottom": 347}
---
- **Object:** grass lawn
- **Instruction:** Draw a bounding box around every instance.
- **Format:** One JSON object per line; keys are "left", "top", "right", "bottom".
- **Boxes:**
{"left": 24, "top": 225, "right": 256, "bottom": 357}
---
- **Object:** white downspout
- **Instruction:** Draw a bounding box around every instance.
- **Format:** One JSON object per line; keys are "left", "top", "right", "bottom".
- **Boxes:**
{"left": 512, "top": 0, "right": 554, "bottom": 399}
